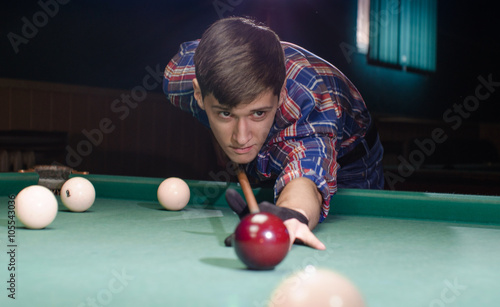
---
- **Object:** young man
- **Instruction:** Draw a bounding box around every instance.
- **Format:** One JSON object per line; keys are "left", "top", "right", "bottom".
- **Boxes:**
{"left": 163, "top": 17, "right": 384, "bottom": 250}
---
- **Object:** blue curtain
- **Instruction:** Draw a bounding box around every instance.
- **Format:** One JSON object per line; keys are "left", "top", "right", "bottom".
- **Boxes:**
{"left": 368, "top": 0, "right": 437, "bottom": 72}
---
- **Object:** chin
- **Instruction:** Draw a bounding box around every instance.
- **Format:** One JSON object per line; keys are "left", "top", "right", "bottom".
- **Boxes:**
{"left": 230, "top": 154, "right": 257, "bottom": 165}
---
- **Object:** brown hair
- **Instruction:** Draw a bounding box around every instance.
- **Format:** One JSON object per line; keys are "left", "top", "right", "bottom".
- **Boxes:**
{"left": 194, "top": 17, "right": 286, "bottom": 107}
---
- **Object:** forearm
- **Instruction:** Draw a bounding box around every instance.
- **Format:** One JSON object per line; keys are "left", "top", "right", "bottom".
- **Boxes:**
{"left": 275, "top": 177, "right": 323, "bottom": 230}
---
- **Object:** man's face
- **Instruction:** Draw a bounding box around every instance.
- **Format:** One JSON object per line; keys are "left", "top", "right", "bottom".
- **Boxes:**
{"left": 194, "top": 80, "right": 279, "bottom": 164}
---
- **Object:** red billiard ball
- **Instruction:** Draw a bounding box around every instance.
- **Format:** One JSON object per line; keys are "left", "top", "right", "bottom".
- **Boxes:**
{"left": 233, "top": 212, "right": 290, "bottom": 270}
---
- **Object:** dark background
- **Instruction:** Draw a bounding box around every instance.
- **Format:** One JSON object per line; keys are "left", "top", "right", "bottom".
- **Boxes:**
{"left": 1, "top": 0, "right": 499, "bottom": 120}
{"left": 1, "top": 0, "right": 499, "bottom": 194}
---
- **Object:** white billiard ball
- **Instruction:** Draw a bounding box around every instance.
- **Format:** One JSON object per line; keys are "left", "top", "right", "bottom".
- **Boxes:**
{"left": 269, "top": 266, "right": 366, "bottom": 307}
{"left": 157, "top": 177, "right": 190, "bottom": 211}
{"left": 15, "top": 185, "right": 58, "bottom": 229}
{"left": 61, "top": 177, "right": 96, "bottom": 212}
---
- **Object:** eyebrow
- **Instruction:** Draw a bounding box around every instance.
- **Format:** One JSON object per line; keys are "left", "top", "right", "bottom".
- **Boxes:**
{"left": 210, "top": 105, "right": 275, "bottom": 112}
{"left": 211, "top": 105, "right": 231, "bottom": 111}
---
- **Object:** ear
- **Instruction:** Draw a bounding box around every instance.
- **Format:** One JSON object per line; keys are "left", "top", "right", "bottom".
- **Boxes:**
{"left": 279, "top": 81, "right": 287, "bottom": 106}
{"left": 193, "top": 79, "right": 205, "bottom": 110}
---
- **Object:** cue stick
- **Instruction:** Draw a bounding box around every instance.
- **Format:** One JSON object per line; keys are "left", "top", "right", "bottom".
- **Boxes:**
{"left": 235, "top": 165, "right": 260, "bottom": 214}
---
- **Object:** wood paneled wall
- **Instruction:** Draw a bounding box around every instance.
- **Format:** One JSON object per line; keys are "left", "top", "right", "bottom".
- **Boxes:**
{"left": 377, "top": 116, "right": 500, "bottom": 165}
{"left": 2, "top": 78, "right": 499, "bottom": 187}
{"left": 0, "top": 78, "right": 219, "bottom": 179}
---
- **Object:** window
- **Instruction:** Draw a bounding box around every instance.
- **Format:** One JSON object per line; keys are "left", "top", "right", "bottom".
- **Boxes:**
{"left": 357, "top": 0, "right": 437, "bottom": 72}
{"left": 356, "top": 0, "right": 371, "bottom": 54}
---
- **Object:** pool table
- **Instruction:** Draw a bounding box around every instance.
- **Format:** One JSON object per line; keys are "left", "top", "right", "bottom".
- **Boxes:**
{"left": 1, "top": 172, "right": 499, "bottom": 307}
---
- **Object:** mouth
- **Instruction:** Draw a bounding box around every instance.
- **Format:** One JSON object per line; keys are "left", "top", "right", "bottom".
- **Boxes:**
{"left": 232, "top": 145, "right": 253, "bottom": 154}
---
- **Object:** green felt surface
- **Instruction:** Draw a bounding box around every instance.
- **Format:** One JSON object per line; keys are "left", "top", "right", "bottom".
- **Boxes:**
{"left": 0, "top": 173, "right": 499, "bottom": 306}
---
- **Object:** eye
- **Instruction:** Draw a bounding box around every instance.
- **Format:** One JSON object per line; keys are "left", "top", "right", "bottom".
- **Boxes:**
{"left": 253, "top": 111, "right": 266, "bottom": 118}
{"left": 219, "top": 111, "right": 231, "bottom": 118}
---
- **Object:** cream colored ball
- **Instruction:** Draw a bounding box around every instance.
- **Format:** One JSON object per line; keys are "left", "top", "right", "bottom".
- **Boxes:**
{"left": 157, "top": 177, "right": 190, "bottom": 211}
{"left": 269, "top": 266, "right": 366, "bottom": 307}
{"left": 61, "top": 177, "right": 96, "bottom": 212}
{"left": 15, "top": 185, "right": 58, "bottom": 229}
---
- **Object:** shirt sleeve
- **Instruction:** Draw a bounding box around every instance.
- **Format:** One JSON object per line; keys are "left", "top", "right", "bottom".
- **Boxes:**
{"left": 163, "top": 40, "right": 210, "bottom": 126}
{"left": 271, "top": 136, "right": 338, "bottom": 222}
{"left": 266, "top": 43, "right": 370, "bottom": 222}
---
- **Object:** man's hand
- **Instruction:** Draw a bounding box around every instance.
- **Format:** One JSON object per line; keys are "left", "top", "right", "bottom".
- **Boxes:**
{"left": 224, "top": 188, "right": 326, "bottom": 250}
{"left": 284, "top": 218, "right": 325, "bottom": 250}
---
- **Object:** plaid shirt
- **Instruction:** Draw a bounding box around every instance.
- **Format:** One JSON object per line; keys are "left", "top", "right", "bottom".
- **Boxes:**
{"left": 163, "top": 40, "right": 371, "bottom": 221}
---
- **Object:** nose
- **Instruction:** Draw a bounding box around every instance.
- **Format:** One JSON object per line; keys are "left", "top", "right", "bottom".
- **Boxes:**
{"left": 233, "top": 118, "right": 252, "bottom": 146}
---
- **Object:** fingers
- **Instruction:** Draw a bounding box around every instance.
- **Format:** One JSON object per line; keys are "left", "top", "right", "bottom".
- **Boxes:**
{"left": 284, "top": 219, "right": 326, "bottom": 250}
{"left": 288, "top": 232, "right": 296, "bottom": 251}
{"left": 299, "top": 231, "right": 326, "bottom": 250}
